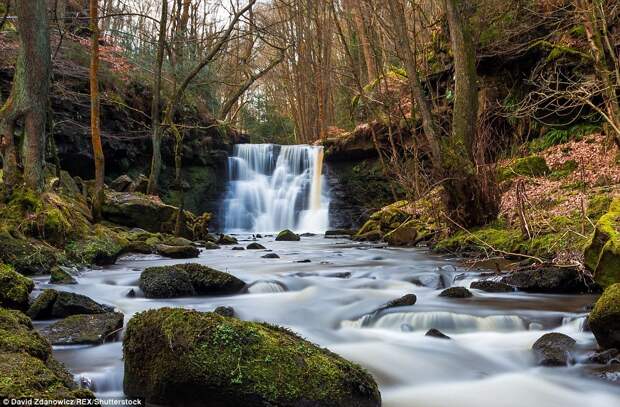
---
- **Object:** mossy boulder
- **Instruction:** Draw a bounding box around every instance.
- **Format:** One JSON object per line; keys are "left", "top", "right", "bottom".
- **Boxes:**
{"left": 139, "top": 263, "right": 246, "bottom": 299}
{"left": 0, "top": 308, "right": 50, "bottom": 360}
{"left": 65, "top": 225, "right": 126, "bottom": 266}
{"left": 0, "top": 264, "right": 34, "bottom": 310}
{"left": 499, "top": 155, "right": 550, "bottom": 181}
{"left": 439, "top": 287, "right": 473, "bottom": 298}
{"left": 218, "top": 234, "right": 239, "bottom": 245}
{"left": 40, "top": 312, "right": 124, "bottom": 345}
{"left": 589, "top": 284, "right": 620, "bottom": 349}
{"left": 247, "top": 242, "right": 266, "bottom": 250}
{"left": 0, "top": 232, "right": 58, "bottom": 275}
{"left": 384, "top": 220, "right": 418, "bottom": 246}
{"left": 276, "top": 229, "right": 300, "bottom": 241}
{"left": 156, "top": 244, "right": 200, "bottom": 259}
{"left": 49, "top": 266, "right": 77, "bottom": 285}
{"left": 584, "top": 197, "right": 620, "bottom": 287}
{"left": 27, "top": 289, "right": 112, "bottom": 320}
{"left": 123, "top": 308, "right": 381, "bottom": 407}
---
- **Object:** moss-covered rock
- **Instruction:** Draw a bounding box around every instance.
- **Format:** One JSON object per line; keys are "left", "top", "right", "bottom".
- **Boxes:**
{"left": 247, "top": 242, "right": 266, "bottom": 250}
{"left": 40, "top": 312, "right": 124, "bottom": 345}
{"left": 276, "top": 229, "right": 300, "bottom": 241}
{"left": 139, "top": 264, "right": 245, "bottom": 298}
{"left": 49, "top": 266, "right": 77, "bottom": 284}
{"left": 27, "top": 289, "right": 111, "bottom": 320}
{"left": 65, "top": 225, "right": 126, "bottom": 266}
{"left": 155, "top": 244, "right": 200, "bottom": 259}
{"left": 499, "top": 155, "right": 550, "bottom": 181}
{"left": 123, "top": 308, "right": 380, "bottom": 406}
{"left": 589, "top": 283, "right": 620, "bottom": 350}
{"left": 0, "top": 308, "right": 50, "bottom": 361}
{"left": 0, "top": 232, "right": 58, "bottom": 275}
{"left": 0, "top": 264, "right": 34, "bottom": 310}
{"left": 217, "top": 234, "right": 238, "bottom": 245}
{"left": 584, "top": 197, "right": 620, "bottom": 287}
{"left": 384, "top": 220, "right": 418, "bottom": 246}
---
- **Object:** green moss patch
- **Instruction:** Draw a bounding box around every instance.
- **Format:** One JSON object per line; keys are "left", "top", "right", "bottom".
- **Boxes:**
{"left": 589, "top": 284, "right": 620, "bottom": 349}
{"left": 0, "top": 264, "right": 34, "bottom": 310}
{"left": 499, "top": 156, "right": 550, "bottom": 181}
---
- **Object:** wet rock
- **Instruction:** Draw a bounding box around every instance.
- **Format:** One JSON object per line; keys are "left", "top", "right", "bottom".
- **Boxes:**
{"left": 27, "top": 290, "right": 111, "bottom": 320}
{"left": 325, "top": 272, "right": 351, "bottom": 279}
{"left": 408, "top": 273, "right": 445, "bottom": 289}
{"left": 470, "top": 280, "right": 514, "bottom": 293}
{"left": 202, "top": 241, "right": 221, "bottom": 250}
{"left": 123, "top": 308, "right": 381, "bottom": 407}
{"left": 532, "top": 332, "right": 576, "bottom": 366}
{"left": 218, "top": 234, "right": 238, "bottom": 245}
{"left": 214, "top": 306, "right": 235, "bottom": 318}
{"left": 295, "top": 259, "right": 311, "bottom": 263}
{"left": 126, "top": 289, "right": 136, "bottom": 298}
{"left": 425, "top": 328, "right": 451, "bottom": 339}
{"left": 500, "top": 265, "right": 591, "bottom": 294}
{"left": 0, "top": 264, "right": 34, "bottom": 311}
{"left": 276, "top": 229, "right": 301, "bottom": 241}
{"left": 589, "top": 283, "right": 620, "bottom": 349}
{"left": 324, "top": 229, "right": 355, "bottom": 237}
{"left": 585, "top": 348, "right": 619, "bottom": 364}
{"left": 439, "top": 287, "right": 473, "bottom": 298}
{"left": 353, "top": 230, "right": 383, "bottom": 242}
{"left": 247, "top": 242, "right": 266, "bottom": 250}
{"left": 139, "top": 263, "right": 246, "bottom": 299}
{"left": 300, "top": 233, "right": 316, "bottom": 237}
{"left": 164, "top": 237, "right": 194, "bottom": 247}
{"left": 585, "top": 364, "right": 620, "bottom": 384}
{"left": 232, "top": 246, "right": 245, "bottom": 251}
{"left": 262, "top": 253, "right": 280, "bottom": 259}
{"left": 40, "top": 312, "right": 124, "bottom": 345}
{"left": 156, "top": 244, "right": 200, "bottom": 259}
{"left": 110, "top": 175, "right": 133, "bottom": 192}
{"left": 49, "top": 266, "right": 77, "bottom": 285}
{"left": 380, "top": 294, "right": 417, "bottom": 310}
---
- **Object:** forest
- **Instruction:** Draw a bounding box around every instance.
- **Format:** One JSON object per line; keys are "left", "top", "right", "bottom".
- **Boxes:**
{"left": 0, "top": 0, "right": 619, "bottom": 405}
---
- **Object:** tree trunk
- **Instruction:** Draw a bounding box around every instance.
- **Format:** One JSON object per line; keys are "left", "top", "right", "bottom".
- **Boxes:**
{"left": 443, "top": 0, "right": 498, "bottom": 228}
{"left": 147, "top": 0, "right": 168, "bottom": 195}
{"left": 0, "top": 0, "right": 51, "bottom": 191}
{"left": 90, "top": 0, "right": 105, "bottom": 220}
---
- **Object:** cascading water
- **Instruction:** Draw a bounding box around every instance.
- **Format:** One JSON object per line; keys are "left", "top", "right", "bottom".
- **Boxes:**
{"left": 221, "top": 144, "right": 330, "bottom": 233}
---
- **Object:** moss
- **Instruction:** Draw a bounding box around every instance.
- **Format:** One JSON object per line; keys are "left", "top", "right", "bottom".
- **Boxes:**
{"left": 123, "top": 308, "right": 380, "bottom": 406}
{"left": 588, "top": 284, "right": 620, "bottom": 349}
{"left": 49, "top": 266, "right": 77, "bottom": 284}
{"left": 26, "top": 289, "right": 58, "bottom": 320}
{"left": 584, "top": 198, "right": 620, "bottom": 286}
{"left": 275, "top": 229, "right": 300, "bottom": 241}
{"left": 587, "top": 194, "right": 613, "bottom": 221}
{"left": 65, "top": 225, "right": 125, "bottom": 266}
{"left": 0, "top": 264, "right": 34, "bottom": 310}
{"left": 0, "top": 308, "right": 51, "bottom": 361}
{"left": 499, "top": 156, "right": 550, "bottom": 181}
{"left": 0, "top": 232, "right": 58, "bottom": 275}
{"left": 549, "top": 160, "right": 578, "bottom": 180}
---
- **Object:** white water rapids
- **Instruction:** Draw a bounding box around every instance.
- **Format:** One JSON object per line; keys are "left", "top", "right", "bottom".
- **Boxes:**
{"left": 33, "top": 237, "right": 620, "bottom": 406}
{"left": 221, "top": 144, "right": 330, "bottom": 233}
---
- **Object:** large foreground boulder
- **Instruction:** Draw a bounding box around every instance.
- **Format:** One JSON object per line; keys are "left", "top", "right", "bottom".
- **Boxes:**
{"left": 532, "top": 332, "right": 576, "bottom": 366}
{"left": 584, "top": 197, "right": 620, "bottom": 287}
{"left": 0, "top": 264, "right": 34, "bottom": 311}
{"left": 123, "top": 308, "right": 381, "bottom": 407}
{"left": 139, "top": 263, "right": 246, "bottom": 298}
{"left": 589, "top": 283, "right": 620, "bottom": 350}
{"left": 40, "top": 312, "right": 124, "bottom": 345}
{"left": 27, "top": 289, "right": 112, "bottom": 320}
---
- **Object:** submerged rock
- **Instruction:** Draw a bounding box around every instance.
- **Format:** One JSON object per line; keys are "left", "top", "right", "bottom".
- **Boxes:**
{"left": 262, "top": 253, "right": 280, "bottom": 259}
{"left": 49, "top": 266, "right": 77, "bottom": 285}
{"left": 232, "top": 246, "right": 245, "bottom": 251}
{"left": 585, "top": 348, "right": 619, "bottom": 364}
{"left": 500, "top": 265, "right": 590, "bottom": 293}
{"left": 589, "top": 283, "right": 620, "bottom": 350}
{"left": 218, "top": 234, "right": 238, "bottom": 245}
{"left": 470, "top": 280, "right": 514, "bottom": 293}
{"left": 27, "top": 290, "right": 111, "bottom": 320}
{"left": 532, "top": 332, "right": 576, "bottom": 366}
{"left": 139, "top": 263, "right": 245, "bottom": 298}
{"left": 247, "top": 242, "right": 266, "bottom": 250}
{"left": 123, "top": 308, "right": 381, "bottom": 407}
{"left": 439, "top": 287, "right": 473, "bottom": 298}
{"left": 0, "top": 264, "right": 34, "bottom": 311}
{"left": 425, "top": 328, "right": 451, "bottom": 339}
{"left": 40, "top": 312, "right": 124, "bottom": 345}
{"left": 156, "top": 244, "right": 200, "bottom": 259}
{"left": 276, "top": 229, "right": 300, "bottom": 241}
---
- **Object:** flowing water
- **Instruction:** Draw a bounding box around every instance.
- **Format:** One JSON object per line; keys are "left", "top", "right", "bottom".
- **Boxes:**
{"left": 221, "top": 144, "right": 330, "bottom": 233}
{"left": 33, "top": 236, "right": 620, "bottom": 406}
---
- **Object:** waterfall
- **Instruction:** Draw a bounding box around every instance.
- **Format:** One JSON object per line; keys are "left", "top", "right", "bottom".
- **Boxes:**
{"left": 221, "top": 144, "right": 330, "bottom": 233}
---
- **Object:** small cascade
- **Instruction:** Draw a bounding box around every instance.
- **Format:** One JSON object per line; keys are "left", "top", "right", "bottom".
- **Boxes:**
{"left": 222, "top": 144, "right": 330, "bottom": 233}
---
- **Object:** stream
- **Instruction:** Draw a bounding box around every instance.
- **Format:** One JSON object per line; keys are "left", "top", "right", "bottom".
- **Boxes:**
{"left": 33, "top": 236, "right": 620, "bottom": 406}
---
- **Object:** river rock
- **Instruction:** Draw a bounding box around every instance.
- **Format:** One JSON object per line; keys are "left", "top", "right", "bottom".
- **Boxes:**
{"left": 123, "top": 308, "right": 381, "bottom": 407}
{"left": 218, "top": 234, "right": 238, "bottom": 245}
{"left": 164, "top": 237, "right": 194, "bottom": 247}
{"left": 262, "top": 253, "right": 280, "bottom": 259}
{"left": 380, "top": 294, "right": 417, "bottom": 310}
{"left": 584, "top": 197, "right": 620, "bottom": 287}
{"left": 425, "top": 328, "right": 451, "bottom": 339}
{"left": 585, "top": 348, "right": 619, "bottom": 364}
{"left": 439, "top": 287, "right": 473, "bottom": 298}
{"left": 232, "top": 246, "right": 245, "bottom": 251}
{"left": 383, "top": 220, "right": 418, "bottom": 246}
{"left": 49, "top": 266, "right": 77, "bottom": 285}
{"left": 500, "top": 265, "right": 590, "bottom": 293}
{"left": 202, "top": 241, "right": 221, "bottom": 250}
{"left": 247, "top": 242, "right": 266, "bottom": 250}
{"left": 139, "top": 263, "right": 245, "bottom": 298}
{"left": 589, "top": 283, "right": 620, "bottom": 349}
{"left": 156, "top": 244, "right": 200, "bottom": 259}
{"left": 325, "top": 229, "right": 355, "bottom": 237}
{"left": 40, "top": 312, "right": 124, "bottom": 345}
{"left": 532, "top": 332, "right": 576, "bottom": 366}
{"left": 214, "top": 306, "right": 235, "bottom": 318}
{"left": 27, "top": 289, "right": 112, "bottom": 320}
{"left": 276, "top": 229, "right": 300, "bottom": 241}
{"left": 0, "top": 264, "right": 34, "bottom": 311}
{"left": 470, "top": 280, "right": 514, "bottom": 293}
